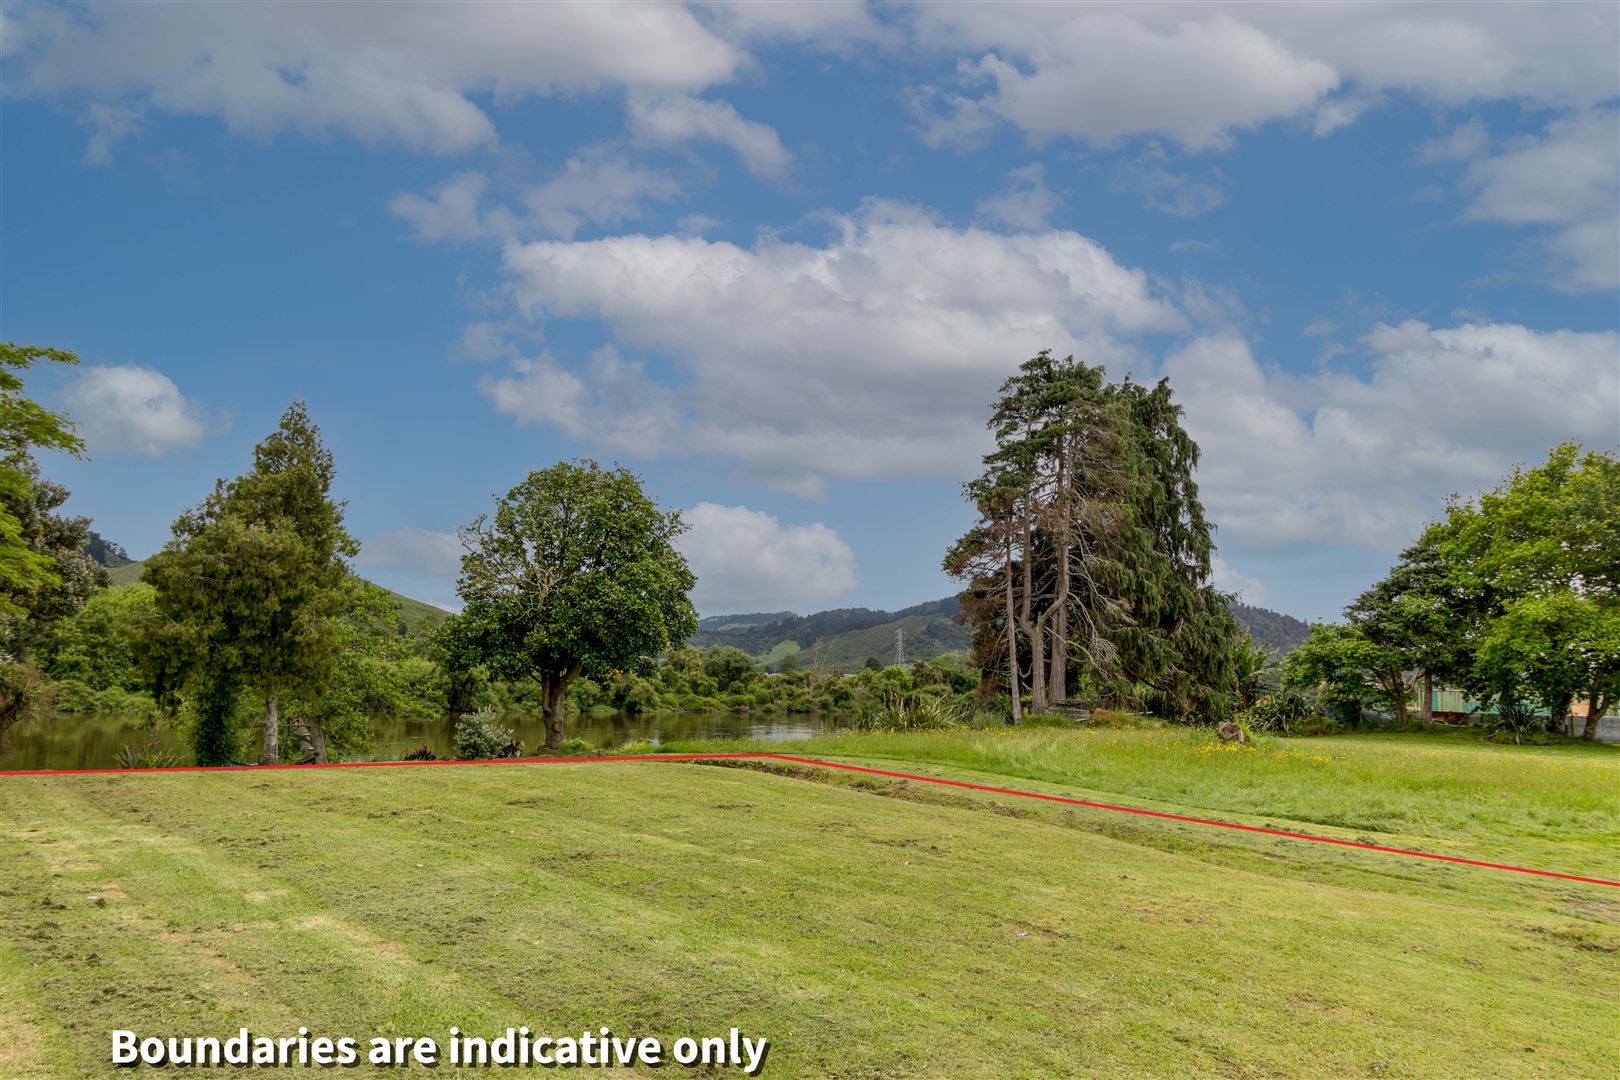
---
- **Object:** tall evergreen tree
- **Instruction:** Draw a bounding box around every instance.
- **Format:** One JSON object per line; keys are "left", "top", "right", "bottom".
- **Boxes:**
{"left": 145, "top": 403, "right": 357, "bottom": 764}
{"left": 1106, "top": 377, "right": 1240, "bottom": 720}
{"left": 947, "top": 352, "right": 1239, "bottom": 722}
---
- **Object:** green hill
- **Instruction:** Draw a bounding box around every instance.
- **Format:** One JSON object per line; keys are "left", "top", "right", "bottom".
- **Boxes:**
{"left": 104, "top": 560, "right": 147, "bottom": 587}
{"left": 691, "top": 598, "right": 969, "bottom": 670}
{"left": 387, "top": 588, "right": 452, "bottom": 636}
{"left": 694, "top": 595, "right": 1313, "bottom": 672}
{"left": 1230, "top": 601, "right": 1312, "bottom": 654}
{"left": 96, "top": 559, "right": 450, "bottom": 637}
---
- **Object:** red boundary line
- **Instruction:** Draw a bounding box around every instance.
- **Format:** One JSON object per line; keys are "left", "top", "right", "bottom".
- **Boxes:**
{"left": 4, "top": 751, "right": 1616, "bottom": 888}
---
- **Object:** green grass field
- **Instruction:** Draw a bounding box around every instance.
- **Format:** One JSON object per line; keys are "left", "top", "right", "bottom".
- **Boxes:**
{"left": 2, "top": 729, "right": 1616, "bottom": 1077}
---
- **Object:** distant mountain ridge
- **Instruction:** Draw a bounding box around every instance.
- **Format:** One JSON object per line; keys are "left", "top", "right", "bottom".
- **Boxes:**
{"left": 690, "top": 598, "right": 967, "bottom": 669}
{"left": 697, "top": 611, "right": 796, "bottom": 632}
{"left": 694, "top": 596, "right": 1313, "bottom": 670}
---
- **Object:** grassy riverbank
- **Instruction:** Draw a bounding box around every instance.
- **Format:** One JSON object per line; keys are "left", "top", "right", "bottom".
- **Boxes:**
{"left": 2, "top": 729, "right": 1616, "bottom": 1077}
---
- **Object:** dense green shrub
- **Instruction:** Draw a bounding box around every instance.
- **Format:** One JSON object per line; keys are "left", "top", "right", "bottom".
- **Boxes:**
{"left": 609, "top": 672, "right": 659, "bottom": 714}
{"left": 114, "top": 730, "right": 180, "bottom": 769}
{"left": 554, "top": 737, "right": 596, "bottom": 756}
{"left": 1485, "top": 694, "right": 1545, "bottom": 744}
{"left": 1250, "top": 687, "right": 1317, "bottom": 734}
{"left": 849, "top": 691, "right": 966, "bottom": 732}
{"left": 49, "top": 678, "right": 155, "bottom": 714}
{"left": 34, "top": 583, "right": 158, "bottom": 694}
{"left": 702, "top": 646, "right": 759, "bottom": 693}
{"left": 1080, "top": 708, "right": 1159, "bottom": 730}
{"left": 454, "top": 708, "right": 513, "bottom": 760}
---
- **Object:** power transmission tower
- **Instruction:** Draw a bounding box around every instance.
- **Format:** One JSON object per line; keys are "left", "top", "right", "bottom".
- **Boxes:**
{"left": 895, "top": 628, "right": 906, "bottom": 667}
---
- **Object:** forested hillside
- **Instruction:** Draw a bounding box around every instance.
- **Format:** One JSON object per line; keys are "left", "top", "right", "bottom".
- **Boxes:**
{"left": 690, "top": 598, "right": 968, "bottom": 667}
{"left": 92, "top": 556, "right": 449, "bottom": 636}
{"left": 1230, "top": 601, "right": 1312, "bottom": 654}
{"left": 82, "top": 530, "right": 133, "bottom": 568}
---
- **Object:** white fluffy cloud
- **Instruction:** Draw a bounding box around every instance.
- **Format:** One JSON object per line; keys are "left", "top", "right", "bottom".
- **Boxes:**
{"left": 357, "top": 527, "right": 464, "bottom": 581}
{"left": 7, "top": 1, "right": 743, "bottom": 154}
{"left": 909, "top": 2, "right": 1619, "bottom": 149}
{"left": 491, "top": 200, "right": 1182, "bottom": 490}
{"left": 1459, "top": 109, "right": 1619, "bottom": 292}
{"left": 353, "top": 507, "right": 855, "bottom": 616}
{"left": 388, "top": 172, "right": 493, "bottom": 242}
{"left": 930, "top": 13, "right": 1338, "bottom": 151}
{"left": 14, "top": 2, "right": 1616, "bottom": 167}
{"left": 975, "top": 164, "right": 1060, "bottom": 231}
{"left": 1164, "top": 321, "right": 1620, "bottom": 552}
{"left": 677, "top": 502, "right": 857, "bottom": 614}
{"left": 391, "top": 151, "right": 682, "bottom": 243}
{"left": 1211, "top": 555, "right": 1267, "bottom": 606}
{"left": 628, "top": 93, "right": 792, "bottom": 180}
{"left": 64, "top": 364, "right": 209, "bottom": 457}
{"left": 478, "top": 347, "right": 681, "bottom": 459}
{"left": 524, "top": 149, "right": 682, "bottom": 239}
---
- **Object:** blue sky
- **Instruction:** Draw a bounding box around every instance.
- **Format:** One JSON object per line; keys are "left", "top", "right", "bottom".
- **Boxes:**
{"left": 4, "top": 2, "right": 1617, "bottom": 621}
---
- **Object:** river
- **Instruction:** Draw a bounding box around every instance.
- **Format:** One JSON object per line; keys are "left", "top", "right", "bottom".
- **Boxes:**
{"left": 0, "top": 710, "right": 832, "bottom": 771}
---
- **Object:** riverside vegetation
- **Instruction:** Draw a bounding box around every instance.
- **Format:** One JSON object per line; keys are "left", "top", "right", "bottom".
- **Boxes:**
{"left": 3, "top": 342, "right": 1616, "bottom": 767}
{"left": 2, "top": 342, "right": 1617, "bottom": 1077}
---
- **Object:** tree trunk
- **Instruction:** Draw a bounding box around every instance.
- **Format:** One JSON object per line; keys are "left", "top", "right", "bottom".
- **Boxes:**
{"left": 1029, "top": 618, "right": 1047, "bottom": 715}
{"left": 1003, "top": 537, "right": 1022, "bottom": 725}
{"left": 260, "top": 694, "right": 279, "bottom": 765}
{"left": 1020, "top": 518, "right": 1047, "bottom": 714}
{"left": 1048, "top": 444, "right": 1070, "bottom": 705}
{"left": 1047, "top": 531, "right": 1069, "bottom": 705}
{"left": 1581, "top": 691, "right": 1609, "bottom": 741}
{"left": 1420, "top": 670, "right": 1432, "bottom": 722}
{"left": 541, "top": 662, "right": 583, "bottom": 750}
{"left": 1546, "top": 691, "right": 1572, "bottom": 736}
{"left": 292, "top": 715, "right": 328, "bottom": 764}
{"left": 1387, "top": 673, "right": 1408, "bottom": 726}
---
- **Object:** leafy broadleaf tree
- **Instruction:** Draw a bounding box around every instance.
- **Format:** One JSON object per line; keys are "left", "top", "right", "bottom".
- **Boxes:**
{"left": 1, "top": 343, "right": 86, "bottom": 609}
{"left": 285, "top": 578, "right": 440, "bottom": 761}
{"left": 1, "top": 342, "right": 103, "bottom": 745}
{"left": 1293, "top": 443, "right": 1618, "bottom": 738}
{"left": 145, "top": 403, "right": 357, "bottom": 764}
{"left": 1433, "top": 443, "right": 1620, "bottom": 737}
{"left": 1, "top": 458, "right": 107, "bottom": 655}
{"left": 449, "top": 461, "right": 698, "bottom": 750}
{"left": 1284, "top": 622, "right": 1410, "bottom": 726}
{"left": 1, "top": 343, "right": 103, "bottom": 632}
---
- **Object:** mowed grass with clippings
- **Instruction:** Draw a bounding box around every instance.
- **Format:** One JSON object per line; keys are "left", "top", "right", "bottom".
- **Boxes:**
{"left": 2, "top": 729, "right": 1617, "bottom": 1077}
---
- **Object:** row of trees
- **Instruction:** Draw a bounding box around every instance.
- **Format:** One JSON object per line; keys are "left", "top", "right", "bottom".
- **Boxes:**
{"left": 143, "top": 424, "right": 704, "bottom": 761}
{"left": 5, "top": 342, "right": 981, "bottom": 760}
{"left": 1286, "top": 444, "right": 1618, "bottom": 739}
{"left": 2, "top": 343, "right": 707, "bottom": 763}
{"left": 946, "top": 351, "right": 1240, "bottom": 723}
